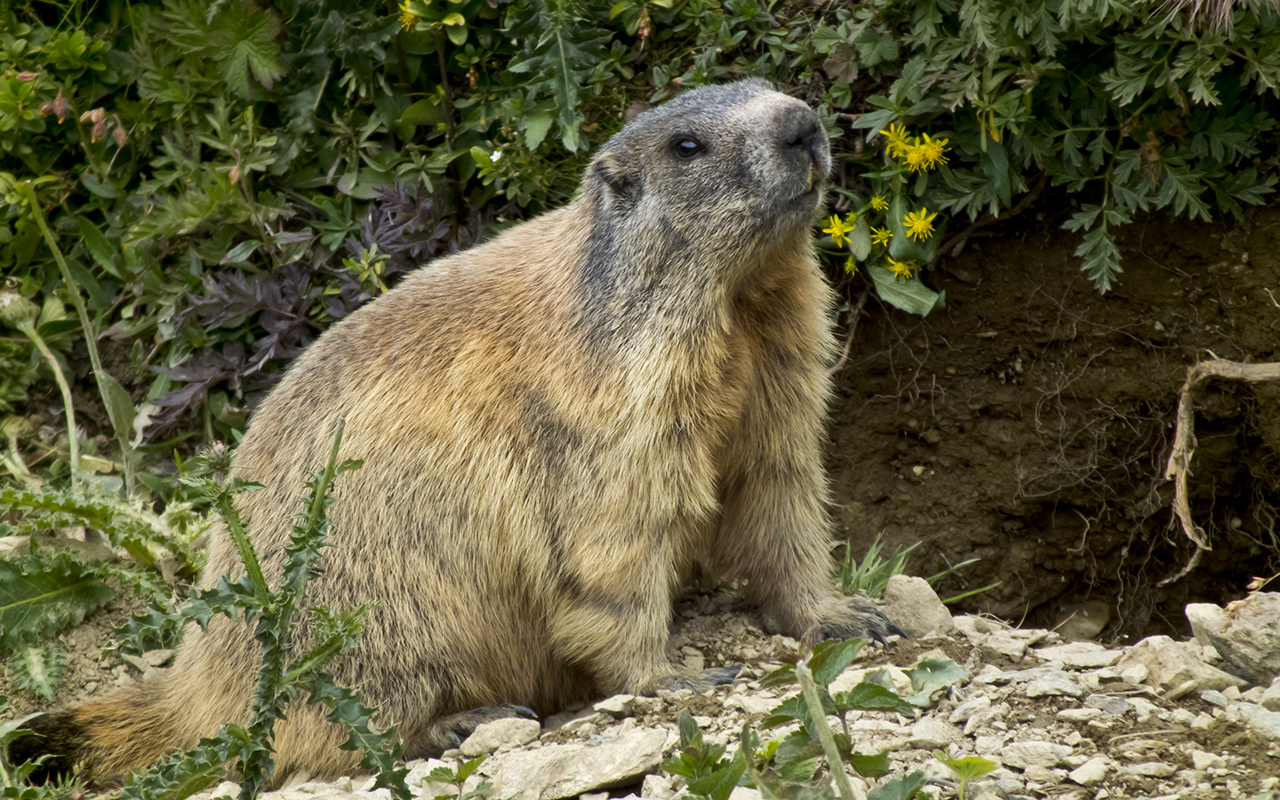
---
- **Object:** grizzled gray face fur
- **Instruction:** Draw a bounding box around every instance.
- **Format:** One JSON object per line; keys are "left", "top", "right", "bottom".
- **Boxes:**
{"left": 580, "top": 79, "right": 831, "bottom": 320}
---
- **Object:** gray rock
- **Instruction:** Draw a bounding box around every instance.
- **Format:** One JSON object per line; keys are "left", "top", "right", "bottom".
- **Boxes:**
{"left": 1206, "top": 593, "right": 1280, "bottom": 685}
{"left": 1114, "top": 635, "right": 1245, "bottom": 693}
{"left": 460, "top": 717, "right": 543, "bottom": 757}
{"left": 1123, "top": 762, "right": 1176, "bottom": 778}
{"left": 948, "top": 694, "right": 992, "bottom": 724}
{"left": 641, "top": 774, "right": 676, "bottom": 800}
{"left": 1024, "top": 672, "right": 1084, "bottom": 698}
{"left": 883, "top": 575, "right": 954, "bottom": 638}
{"left": 1186, "top": 603, "right": 1225, "bottom": 648}
{"left": 1226, "top": 701, "right": 1280, "bottom": 740}
{"left": 1067, "top": 756, "right": 1110, "bottom": 785}
{"left": 484, "top": 727, "right": 667, "bottom": 800}
{"left": 907, "top": 717, "right": 961, "bottom": 748}
{"left": 1262, "top": 677, "right": 1280, "bottom": 711}
{"left": 1001, "top": 741, "right": 1072, "bottom": 770}
{"left": 594, "top": 695, "right": 638, "bottom": 717}
{"left": 1034, "top": 642, "right": 1123, "bottom": 669}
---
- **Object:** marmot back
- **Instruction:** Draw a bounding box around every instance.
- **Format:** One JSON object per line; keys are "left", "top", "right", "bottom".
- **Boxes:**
{"left": 11, "top": 79, "right": 898, "bottom": 785}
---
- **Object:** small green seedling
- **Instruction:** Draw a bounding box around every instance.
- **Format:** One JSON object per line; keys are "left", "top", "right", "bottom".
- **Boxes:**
{"left": 932, "top": 749, "right": 996, "bottom": 800}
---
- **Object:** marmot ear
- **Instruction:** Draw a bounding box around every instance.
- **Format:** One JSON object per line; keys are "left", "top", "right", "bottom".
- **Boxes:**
{"left": 593, "top": 151, "right": 638, "bottom": 201}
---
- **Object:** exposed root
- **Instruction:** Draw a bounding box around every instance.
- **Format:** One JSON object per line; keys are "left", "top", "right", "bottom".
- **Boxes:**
{"left": 1160, "top": 357, "right": 1280, "bottom": 585}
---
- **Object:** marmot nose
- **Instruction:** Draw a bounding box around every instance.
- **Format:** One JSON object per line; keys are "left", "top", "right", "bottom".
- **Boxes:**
{"left": 777, "top": 106, "right": 828, "bottom": 169}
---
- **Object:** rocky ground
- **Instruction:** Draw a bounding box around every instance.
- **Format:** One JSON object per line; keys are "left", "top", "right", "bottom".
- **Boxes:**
{"left": 165, "top": 580, "right": 1280, "bottom": 800}
{"left": 6, "top": 578, "right": 1280, "bottom": 800}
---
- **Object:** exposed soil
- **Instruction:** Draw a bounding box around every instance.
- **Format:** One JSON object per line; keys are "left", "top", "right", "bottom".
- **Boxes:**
{"left": 827, "top": 203, "right": 1280, "bottom": 643}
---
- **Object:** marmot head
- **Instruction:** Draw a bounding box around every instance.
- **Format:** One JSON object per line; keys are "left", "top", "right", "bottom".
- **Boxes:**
{"left": 582, "top": 80, "right": 831, "bottom": 289}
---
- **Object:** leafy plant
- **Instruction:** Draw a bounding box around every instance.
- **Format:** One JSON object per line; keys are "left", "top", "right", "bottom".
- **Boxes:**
{"left": 932, "top": 749, "right": 996, "bottom": 800}
{"left": 839, "top": 533, "right": 997, "bottom": 604}
{"left": 426, "top": 756, "right": 491, "bottom": 800}
{"left": 666, "top": 638, "right": 953, "bottom": 800}
{"left": 820, "top": 0, "right": 1280, "bottom": 292}
{"left": 118, "top": 422, "right": 410, "bottom": 800}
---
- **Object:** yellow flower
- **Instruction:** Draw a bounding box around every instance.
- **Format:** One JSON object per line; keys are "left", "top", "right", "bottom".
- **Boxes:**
{"left": 916, "top": 132, "right": 950, "bottom": 170}
{"left": 885, "top": 257, "right": 916, "bottom": 281}
{"left": 880, "top": 123, "right": 911, "bottom": 160}
{"left": 843, "top": 255, "right": 857, "bottom": 275}
{"left": 904, "top": 141, "right": 930, "bottom": 173}
{"left": 822, "top": 214, "right": 856, "bottom": 248}
{"left": 870, "top": 226, "right": 893, "bottom": 247}
{"left": 903, "top": 207, "right": 939, "bottom": 241}
{"left": 399, "top": 2, "right": 420, "bottom": 30}
{"left": 870, "top": 195, "right": 888, "bottom": 212}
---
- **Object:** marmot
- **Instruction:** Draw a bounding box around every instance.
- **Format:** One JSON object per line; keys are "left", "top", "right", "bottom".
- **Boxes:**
{"left": 13, "top": 79, "right": 898, "bottom": 785}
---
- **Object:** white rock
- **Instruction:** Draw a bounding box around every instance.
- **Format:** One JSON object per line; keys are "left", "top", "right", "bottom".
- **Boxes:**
{"left": 1204, "top": 593, "right": 1280, "bottom": 684}
{"left": 883, "top": 575, "right": 954, "bottom": 637}
{"left": 1262, "top": 677, "right": 1280, "bottom": 711}
{"left": 460, "top": 717, "right": 543, "bottom": 757}
{"left": 1056, "top": 708, "right": 1102, "bottom": 722}
{"left": 641, "top": 774, "right": 676, "bottom": 800}
{"left": 594, "top": 694, "right": 638, "bottom": 717}
{"left": 907, "top": 717, "right": 961, "bottom": 748}
{"left": 948, "top": 694, "right": 991, "bottom": 724}
{"left": 1034, "top": 642, "right": 1123, "bottom": 669}
{"left": 1124, "top": 762, "right": 1175, "bottom": 778}
{"left": 1185, "top": 603, "right": 1225, "bottom": 647}
{"left": 484, "top": 727, "right": 667, "bottom": 800}
{"left": 1226, "top": 701, "right": 1280, "bottom": 740}
{"left": 723, "top": 693, "right": 775, "bottom": 715}
{"left": 1114, "top": 635, "right": 1244, "bottom": 692}
{"left": 1025, "top": 672, "right": 1085, "bottom": 698}
{"left": 1001, "top": 741, "right": 1072, "bottom": 770}
{"left": 727, "top": 788, "right": 761, "bottom": 800}
{"left": 1189, "top": 750, "right": 1225, "bottom": 771}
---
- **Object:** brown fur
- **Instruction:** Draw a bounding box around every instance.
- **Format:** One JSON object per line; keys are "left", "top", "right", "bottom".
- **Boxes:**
{"left": 14, "top": 80, "right": 897, "bottom": 785}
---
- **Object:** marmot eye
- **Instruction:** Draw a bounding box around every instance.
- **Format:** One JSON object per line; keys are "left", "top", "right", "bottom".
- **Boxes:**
{"left": 672, "top": 137, "right": 704, "bottom": 160}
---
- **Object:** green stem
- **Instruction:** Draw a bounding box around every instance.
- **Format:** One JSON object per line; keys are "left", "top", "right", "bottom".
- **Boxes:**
{"left": 18, "top": 320, "right": 81, "bottom": 482}
{"left": 797, "top": 660, "right": 856, "bottom": 800}
{"left": 17, "top": 182, "right": 136, "bottom": 493}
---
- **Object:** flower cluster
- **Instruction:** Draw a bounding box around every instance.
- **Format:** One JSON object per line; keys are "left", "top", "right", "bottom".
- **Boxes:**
{"left": 880, "top": 124, "right": 950, "bottom": 173}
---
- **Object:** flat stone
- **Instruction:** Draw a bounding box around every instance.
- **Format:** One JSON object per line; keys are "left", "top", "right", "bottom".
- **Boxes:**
{"left": 1186, "top": 603, "right": 1225, "bottom": 648}
{"left": 1124, "top": 762, "right": 1176, "bottom": 778}
{"left": 484, "top": 727, "right": 667, "bottom": 800}
{"left": 1035, "top": 642, "right": 1123, "bottom": 669}
{"left": 1068, "top": 756, "right": 1110, "bottom": 785}
{"left": 1025, "top": 672, "right": 1085, "bottom": 698}
{"left": 1227, "top": 702, "right": 1280, "bottom": 740}
{"left": 1115, "top": 635, "right": 1245, "bottom": 693}
{"left": 1002, "top": 741, "right": 1072, "bottom": 770}
{"left": 1057, "top": 708, "right": 1102, "bottom": 722}
{"left": 948, "top": 694, "right": 992, "bottom": 724}
{"left": 461, "top": 717, "right": 543, "bottom": 757}
{"left": 907, "top": 717, "right": 961, "bottom": 748}
{"left": 594, "top": 695, "right": 638, "bottom": 717}
{"left": 1262, "top": 678, "right": 1280, "bottom": 712}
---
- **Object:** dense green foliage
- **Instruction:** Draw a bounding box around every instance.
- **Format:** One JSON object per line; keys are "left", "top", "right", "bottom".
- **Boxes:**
{"left": 2, "top": 0, "right": 1278, "bottom": 478}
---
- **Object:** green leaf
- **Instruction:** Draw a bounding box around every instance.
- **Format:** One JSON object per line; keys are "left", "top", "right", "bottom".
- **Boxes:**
{"left": 869, "top": 267, "right": 945, "bottom": 317}
{"left": 834, "top": 682, "right": 915, "bottom": 716}
{"left": 95, "top": 368, "right": 137, "bottom": 440}
{"left": 400, "top": 99, "right": 447, "bottom": 128}
{"left": 0, "top": 557, "right": 115, "bottom": 651}
{"left": 524, "top": 113, "right": 555, "bottom": 150}
{"left": 902, "top": 657, "right": 967, "bottom": 706}
{"left": 10, "top": 643, "right": 67, "bottom": 700}
{"left": 76, "top": 217, "right": 120, "bottom": 278}
{"left": 867, "top": 770, "right": 927, "bottom": 800}
{"left": 809, "top": 639, "right": 863, "bottom": 688}
{"left": 849, "top": 748, "right": 894, "bottom": 778}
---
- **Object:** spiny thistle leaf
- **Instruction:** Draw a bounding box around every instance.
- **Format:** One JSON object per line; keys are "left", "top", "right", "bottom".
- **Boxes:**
{"left": 0, "top": 554, "right": 115, "bottom": 651}
{"left": 9, "top": 643, "right": 67, "bottom": 701}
